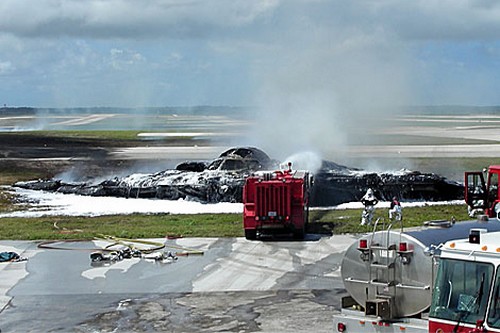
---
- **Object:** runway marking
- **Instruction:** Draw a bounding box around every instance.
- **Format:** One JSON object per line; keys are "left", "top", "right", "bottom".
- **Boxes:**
{"left": 52, "top": 114, "right": 116, "bottom": 126}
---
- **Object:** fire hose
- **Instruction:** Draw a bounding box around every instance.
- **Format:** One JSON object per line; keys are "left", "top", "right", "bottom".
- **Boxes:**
{"left": 37, "top": 235, "right": 204, "bottom": 264}
{"left": 95, "top": 235, "right": 204, "bottom": 256}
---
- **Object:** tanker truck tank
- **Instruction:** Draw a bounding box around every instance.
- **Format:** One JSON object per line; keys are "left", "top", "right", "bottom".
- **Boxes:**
{"left": 340, "top": 219, "right": 500, "bottom": 320}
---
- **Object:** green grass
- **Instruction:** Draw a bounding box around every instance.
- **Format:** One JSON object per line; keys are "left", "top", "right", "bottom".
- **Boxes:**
{"left": 20, "top": 130, "right": 210, "bottom": 141}
{"left": 1, "top": 130, "right": 196, "bottom": 142}
{"left": 0, "top": 170, "right": 45, "bottom": 184}
{"left": 20, "top": 130, "right": 144, "bottom": 141}
{"left": 308, "top": 204, "right": 470, "bottom": 234}
{"left": 0, "top": 214, "right": 244, "bottom": 240}
{"left": 0, "top": 203, "right": 471, "bottom": 240}
{"left": 51, "top": 130, "right": 142, "bottom": 140}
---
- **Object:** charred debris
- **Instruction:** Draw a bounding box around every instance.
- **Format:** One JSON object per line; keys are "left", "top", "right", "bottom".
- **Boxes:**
{"left": 14, "top": 147, "right": 464, "bottom": 207}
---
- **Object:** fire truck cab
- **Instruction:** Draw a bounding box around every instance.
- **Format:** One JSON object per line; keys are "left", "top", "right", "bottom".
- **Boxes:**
{"left": 429, "top": 229, "right": 500, "bottom": 332}
{"left": 465, "top": 165, "right": 500, "bottom": 218}
{"left": 242, "top": 163, "right": 312, "bottom": 240}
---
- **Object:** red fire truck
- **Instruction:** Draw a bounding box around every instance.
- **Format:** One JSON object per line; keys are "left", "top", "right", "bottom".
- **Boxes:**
{"left": 333, "top": 219, "right": 500, "bottom": 332}
{"left": 465, "top": 165, "right": 500, "bottom": 218}
{"left": 242, "top": 163, "right": 313, "bottom": 240}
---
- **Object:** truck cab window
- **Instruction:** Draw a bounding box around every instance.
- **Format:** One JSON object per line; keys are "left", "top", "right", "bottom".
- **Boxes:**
{"left": 487, "top": 267, "right": 500, "bottom": 328}
{"left": 430, "top": 258, "right": 493, "bottom": 325}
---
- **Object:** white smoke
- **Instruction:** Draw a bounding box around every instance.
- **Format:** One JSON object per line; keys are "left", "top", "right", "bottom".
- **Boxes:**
{"left": 281, "top": 151, "right": 323, "bottom": 174}
{"left": 244, "top": 8, "right": 414, "bottom": 167}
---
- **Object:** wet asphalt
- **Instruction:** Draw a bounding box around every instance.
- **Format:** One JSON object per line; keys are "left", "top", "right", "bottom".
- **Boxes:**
{"left": 0, "top": 235, "right": 356, "bottom": 332}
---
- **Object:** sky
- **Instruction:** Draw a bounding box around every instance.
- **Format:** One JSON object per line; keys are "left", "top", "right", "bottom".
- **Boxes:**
{"left": 2, "top": 0, "right": 500, "bottom": 109}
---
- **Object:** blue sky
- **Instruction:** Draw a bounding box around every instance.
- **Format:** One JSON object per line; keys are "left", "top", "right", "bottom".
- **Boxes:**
{"left": 1, "top": 0, "right": 500, "bottom": 109}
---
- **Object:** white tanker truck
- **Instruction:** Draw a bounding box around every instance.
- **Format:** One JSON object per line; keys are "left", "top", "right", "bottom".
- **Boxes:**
{"left": 333, "top": 218, "right": 500, "bottom": 332}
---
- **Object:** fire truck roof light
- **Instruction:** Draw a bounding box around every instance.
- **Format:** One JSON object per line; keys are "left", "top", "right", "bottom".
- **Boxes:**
{"left": 399, "top": 242, "right": 407, "bottom": 252}
{"left": 469, "top": 228, "right": 487, "bottom": 244}
{"left": 337, "top": 322, "right": 346, "bottom": 332}
{"left": 359, "top": 239, "right": 368, "bottom": 249}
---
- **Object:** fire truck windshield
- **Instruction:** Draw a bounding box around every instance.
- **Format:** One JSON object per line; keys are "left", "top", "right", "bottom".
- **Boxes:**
{"left": 487, "top": 266, "right": 500, "bottom": 328}
{"left": 430, "top": 258, "right": 493, "bottom": 325}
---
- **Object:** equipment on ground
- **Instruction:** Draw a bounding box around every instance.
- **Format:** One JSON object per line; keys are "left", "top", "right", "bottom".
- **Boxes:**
{"left": 242, "top": 163, "right": 313, "bottom": 240}
{"left": 333, "top": 217, "right": 500, "bottom": 332}
{"left": 465, "top": 165, "right": 500, "bottom": 218}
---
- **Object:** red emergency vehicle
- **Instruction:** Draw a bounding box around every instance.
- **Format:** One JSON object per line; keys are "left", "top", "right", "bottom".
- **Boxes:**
{"left": 465, "top": 165, "right": 500, "bottom": 218}
{"left": 242, "top": 163, "right": 312, "bottom": 240}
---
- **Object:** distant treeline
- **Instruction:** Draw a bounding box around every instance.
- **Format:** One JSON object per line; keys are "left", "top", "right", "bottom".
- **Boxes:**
{"left": 0, "top": 107, "right": 37, "bottom": 116}
{"left": 404, "top": 105, "right": 500, "bottom": 115}
{"left": 2, "top": 105, "right": 500, "bottom": 116}
{"left": 0, "top": 106, "right": 253, "bottom": 117}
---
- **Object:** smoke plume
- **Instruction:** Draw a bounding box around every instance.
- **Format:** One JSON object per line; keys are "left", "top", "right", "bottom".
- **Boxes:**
{"left": 245, "top": 5, "right": 414, "bottom": 167}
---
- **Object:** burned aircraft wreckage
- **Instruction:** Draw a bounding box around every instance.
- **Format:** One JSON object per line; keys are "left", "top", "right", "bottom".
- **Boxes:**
{"left": 14, "top": 147, "right": 464, "bottom": 206}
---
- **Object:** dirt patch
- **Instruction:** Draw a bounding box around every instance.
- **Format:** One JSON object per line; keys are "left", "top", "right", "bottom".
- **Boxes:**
{"left": 0, "top": 134, "right": 137, "bottom": 180}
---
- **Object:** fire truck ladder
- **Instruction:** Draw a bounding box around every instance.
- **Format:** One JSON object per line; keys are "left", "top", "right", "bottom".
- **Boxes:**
{"left": 364, "top": 218, "right": 404, "bottom": 318}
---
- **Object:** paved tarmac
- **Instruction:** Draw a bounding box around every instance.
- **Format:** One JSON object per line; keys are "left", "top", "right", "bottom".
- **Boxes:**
{"left": 0, "top": 234, "right": 357, "bottom": 333}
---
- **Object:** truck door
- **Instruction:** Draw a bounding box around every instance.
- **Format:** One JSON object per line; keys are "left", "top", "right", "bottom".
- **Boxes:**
{"left": 465, "top": 171, "right": 487, "bottom": 210}
{"left": 487, "top": 170, "right": 500, "bottom": 217}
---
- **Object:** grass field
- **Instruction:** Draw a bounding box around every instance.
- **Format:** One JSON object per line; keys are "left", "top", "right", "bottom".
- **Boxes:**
{"left": 0, "top": 200, "right": 470, "bottom": 240}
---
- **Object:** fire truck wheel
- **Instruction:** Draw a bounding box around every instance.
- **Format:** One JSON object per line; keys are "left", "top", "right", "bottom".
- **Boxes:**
{"left": 245, "top": 230, "right": 257, "bottom": 240}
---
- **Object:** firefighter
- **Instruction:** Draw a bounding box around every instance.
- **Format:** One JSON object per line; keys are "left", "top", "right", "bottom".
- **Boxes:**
{"left": 467, "top": 185, "right": 485, "bottom": 217}
{"left": 389, "top": 196, "right": 402, "bottom": 221}
{"left": 360, "top": 188, "right": 378, "bottom": 226}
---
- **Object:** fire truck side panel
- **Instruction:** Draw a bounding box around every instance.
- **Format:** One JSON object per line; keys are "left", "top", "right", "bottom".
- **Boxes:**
{"left": 428, "top": 320, "right": 479, "bottom": 333}
{"left": 242, "top": 178, "right": 257, "bottom": 230}
{"left": 333, "top": 308, "right": 428, "bottom": 333}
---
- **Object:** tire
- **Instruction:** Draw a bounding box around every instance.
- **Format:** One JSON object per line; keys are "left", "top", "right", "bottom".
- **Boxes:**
{"left": 245, "top": 229, "right": 257, "bottom": 240}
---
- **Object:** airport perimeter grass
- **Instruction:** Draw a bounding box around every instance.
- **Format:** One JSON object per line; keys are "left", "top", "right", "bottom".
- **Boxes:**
{"left": 0, "top": 203, "right": 470, "bottom": 240}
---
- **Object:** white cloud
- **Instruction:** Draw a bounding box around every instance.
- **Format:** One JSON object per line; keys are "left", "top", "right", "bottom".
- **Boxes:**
{"left": 2, "top": 0, "right": 500, "bottom": 107}
{"left": 109, "top": 48, "right": 146, "bottom": 70}
{"left": 0, "top": 60, "right": 14, "bottom": 74}
{"left": 1, "top": 0, "right": 500, "bottom": 43}
{"left": 0, "top": 0, "right": 281, "bottom": 39}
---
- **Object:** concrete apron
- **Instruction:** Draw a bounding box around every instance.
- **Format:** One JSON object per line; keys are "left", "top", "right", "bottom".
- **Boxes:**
{"left": 0, "top": 235, "right": 358, "bottom": 332}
